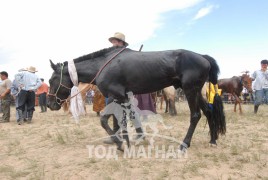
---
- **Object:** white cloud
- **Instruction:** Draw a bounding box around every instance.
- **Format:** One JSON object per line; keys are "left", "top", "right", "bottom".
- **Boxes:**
{"left": 193, "top": 5, "right": 216, "bottom": 20}
{"left": 0, "top": 0, "right": 202, "bottom": 82}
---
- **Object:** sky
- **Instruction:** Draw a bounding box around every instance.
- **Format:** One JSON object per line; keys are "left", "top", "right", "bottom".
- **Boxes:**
{"left": 0, "top": 0, "right": 267, "bottom": 84}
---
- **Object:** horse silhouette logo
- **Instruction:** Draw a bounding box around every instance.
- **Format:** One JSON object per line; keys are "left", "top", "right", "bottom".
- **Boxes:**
{"left": 101, "top": 92, "right": 172, "bottom": 147}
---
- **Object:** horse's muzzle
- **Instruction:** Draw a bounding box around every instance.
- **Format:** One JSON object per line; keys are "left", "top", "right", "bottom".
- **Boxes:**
{"left": 47, "top": 102, "right": 61, "bottom": 111}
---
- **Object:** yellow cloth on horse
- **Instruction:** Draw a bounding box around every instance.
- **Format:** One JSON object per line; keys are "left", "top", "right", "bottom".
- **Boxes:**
{"left": 206, "top": 82, "right": 222, "bottom": 104}
{"left": 93, "top": 89, "right": 105, "bottom": 112}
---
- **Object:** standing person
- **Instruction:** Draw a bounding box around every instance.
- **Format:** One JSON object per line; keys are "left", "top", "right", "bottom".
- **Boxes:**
{"left": 102, "top": 32, "right": 146, "bottom": 145}
{"left": 36, "top": 78, "right": 49, "bottom": 113}
{"left": 11, "top": 68, "right": 28, "bottom": 123}
{"left": 206, "top": 82, "right": 222, "bottom": 110}
{"left": 110, "top": 32, "right": 156, "bottom": 114}
{"left": 86, "top": 90, "right": 94, "bottom": 105}
{"left": 251, "top": 59, "right": 268, "bottom": 114}
{"left": 0, "top": 71, "right": 12, "bottom": 123}
{"left": 15, "top": 66, "right": 42, "bottom": 125}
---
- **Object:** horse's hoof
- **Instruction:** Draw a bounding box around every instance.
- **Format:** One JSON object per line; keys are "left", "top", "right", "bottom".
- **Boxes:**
{"left": 178, "top": 144, "right": 188, "bottom": 157}
{"left": 179, "top": 143, "right": 188, "bottom": 153}
{"left": 209, "top": 143, "right": 217, "bottom": 148}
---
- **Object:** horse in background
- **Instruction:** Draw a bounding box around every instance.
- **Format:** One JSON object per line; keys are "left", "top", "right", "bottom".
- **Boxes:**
{"left": 62, "top": 82, "right": 93, "bottom": 114}
{"left": 218, "top": 73, "right": 252, "bottom": 113}
{"left": 159, "top": 86, "right": 177, "bottom": 116}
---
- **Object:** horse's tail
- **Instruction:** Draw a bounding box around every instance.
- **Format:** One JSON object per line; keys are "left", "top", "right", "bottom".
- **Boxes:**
{"left": 203, "top": 55, "right": 226, "bottom": 139}
{"left": 202, "top": 55, "right": 219, "bottom": 85}
{"left": 212, "top": 94, "right": 226, "bottom": 139}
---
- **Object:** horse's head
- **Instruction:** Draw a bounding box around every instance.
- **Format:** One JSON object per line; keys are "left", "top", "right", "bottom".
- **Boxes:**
{"left": 241, "top": 73, "right": 253, "bottom": 93}
{"left": 47, "top": 60, "right": 73, "bottom": 110}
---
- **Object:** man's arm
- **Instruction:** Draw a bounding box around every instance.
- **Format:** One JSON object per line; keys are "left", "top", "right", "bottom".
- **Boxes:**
{"left": 0, "top": 89, "right": 11, "bottom": 99}
{"left": 0, "top": 80, "right": 12, "bottom": 99}
{"left": 264, "top": 70, "right": 268, "bottom": 80}
{"left": 35, "top": 78, "right": 42, "bottom": 90}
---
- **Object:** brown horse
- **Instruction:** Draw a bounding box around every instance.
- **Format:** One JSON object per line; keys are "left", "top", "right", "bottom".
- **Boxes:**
{"left": 218, "top": 73, "right": 252, "bottom": 113}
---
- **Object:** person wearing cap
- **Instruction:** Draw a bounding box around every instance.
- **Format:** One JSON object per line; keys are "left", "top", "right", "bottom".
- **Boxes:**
{"left": 251, "top": 59, "right": 268, "bottom": 113}
{"left": 14, "top": 66, "right": 42, "bottom": 124}
{"left": 11, "top": 68, "right": 28, "bottom": 123}
{"left": 36, "top": 78, "right": 49, "bottom": 113}
{"left": 102, "top": 32, "right": 148, "bottom": 145}
{"left": 0, "top": 71, "right": 12, "bottom": 123}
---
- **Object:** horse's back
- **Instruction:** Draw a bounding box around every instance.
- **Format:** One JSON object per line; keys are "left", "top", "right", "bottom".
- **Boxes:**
{"left": 218, "top": 76, "right": 242, "bottom": 95}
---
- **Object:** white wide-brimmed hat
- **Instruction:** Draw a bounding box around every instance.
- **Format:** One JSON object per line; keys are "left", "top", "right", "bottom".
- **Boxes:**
{"left": 27, "top": 66, "right": 38, "bottom": 73}
{"left": 108, "top": 32, "right": 128, "bottom": 46}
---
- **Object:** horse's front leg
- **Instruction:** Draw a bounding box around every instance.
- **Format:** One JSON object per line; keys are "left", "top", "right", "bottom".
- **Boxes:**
{"left": 100, "top": 114, "right": 123, "bottom": 150}
{"left": 237, "top": 97, "right": 242, "bottom": 114}
{"left": 129, "top": 106, "right": 144, "bottom": 144}
{"left": 233, "top": 94, "right": 242, "bottom": 114}
{"left": 120, "top": 110, "right": 130, "bottom": 148}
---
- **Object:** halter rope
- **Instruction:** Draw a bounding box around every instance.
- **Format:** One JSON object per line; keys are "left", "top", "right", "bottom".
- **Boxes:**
{"left": 48, "top": 64, "right": 72, "bottom": 105}
{"left": 48, "top": 47, "right": 126, "bottom": 105}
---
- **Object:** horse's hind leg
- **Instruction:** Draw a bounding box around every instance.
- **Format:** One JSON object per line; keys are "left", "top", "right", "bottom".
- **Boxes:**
{"left": 180, "top": 89, "right": 201, "bottom": 151}
{"left": 198, "top": 94, "right": 217, "bottom": 145}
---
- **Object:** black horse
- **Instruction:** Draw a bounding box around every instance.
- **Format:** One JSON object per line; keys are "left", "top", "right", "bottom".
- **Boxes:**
{"left": 47, "top": 46, "right": 226, "bottom": 152}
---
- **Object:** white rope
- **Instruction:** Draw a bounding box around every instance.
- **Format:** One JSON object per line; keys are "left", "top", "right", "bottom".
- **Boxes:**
{"left": 68, "top": 60, "right": 78, "bottom": 86}
{"left": 68, "top": 60, "right": 85, "bottom": 123}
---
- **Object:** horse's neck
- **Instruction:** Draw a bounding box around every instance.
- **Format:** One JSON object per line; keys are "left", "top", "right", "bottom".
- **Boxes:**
{"left": 75, "top": 60, "right": 103, "bottom": 84}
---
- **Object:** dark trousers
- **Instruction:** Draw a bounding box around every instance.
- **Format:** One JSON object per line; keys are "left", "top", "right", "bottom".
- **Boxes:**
{"left": 39, "top": 92, "right": 47, "bottom": 106}
{"left": 1, "top": 94, "right": 11, "bottom": 121}
{"left": 16, "top": 90, "right": 35, "bottom": 112}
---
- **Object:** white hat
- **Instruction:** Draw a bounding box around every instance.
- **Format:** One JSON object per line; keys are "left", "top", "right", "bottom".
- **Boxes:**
{"left": 108, "top": 32, "right": 128, "bottom": 46}
{"left": 27, "top": 66, "right": 38, "bottom": 73}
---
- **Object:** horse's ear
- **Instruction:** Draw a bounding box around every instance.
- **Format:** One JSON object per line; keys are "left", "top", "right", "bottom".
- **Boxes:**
{"left": 50, "top": 59, "right": 57, "bottom": 71}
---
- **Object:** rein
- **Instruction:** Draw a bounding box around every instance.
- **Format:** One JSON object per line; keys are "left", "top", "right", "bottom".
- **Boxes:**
{"left": 48, "top": 47, "right": 126, "bottom": 105}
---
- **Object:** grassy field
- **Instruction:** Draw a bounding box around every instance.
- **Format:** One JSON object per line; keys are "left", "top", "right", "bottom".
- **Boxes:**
{"left": 0, "top": 102, "right": 267, "bottom": 180}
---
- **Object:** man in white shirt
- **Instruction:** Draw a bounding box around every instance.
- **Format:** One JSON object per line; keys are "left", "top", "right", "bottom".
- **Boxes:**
{"left": 251, "top": 59, "right": 268, "bottom": 113}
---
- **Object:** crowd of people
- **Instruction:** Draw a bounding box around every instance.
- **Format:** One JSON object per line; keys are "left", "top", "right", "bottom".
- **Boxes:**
{"left": 0, "top": 66, "right": 49, "bottom": 124}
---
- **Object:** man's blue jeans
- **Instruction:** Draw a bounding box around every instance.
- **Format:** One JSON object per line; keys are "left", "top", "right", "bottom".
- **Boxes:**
{"left": 254, "top": 88, "right": 268, "bottom": 105}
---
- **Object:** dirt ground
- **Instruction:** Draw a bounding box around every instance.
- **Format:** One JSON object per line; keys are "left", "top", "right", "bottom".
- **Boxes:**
{"left": 0, "top": 102, "right": 267, "bottom": 180}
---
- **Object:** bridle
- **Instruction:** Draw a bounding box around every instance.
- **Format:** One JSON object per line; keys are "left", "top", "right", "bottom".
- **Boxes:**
{"left": 48, "top": 47, "right": 126, "bottom": 106}
{"left": 240, "top": 74, "right": 252, "bottom": 92}
{"left": 48, "top": 63, "right": 72, "bottom": 105}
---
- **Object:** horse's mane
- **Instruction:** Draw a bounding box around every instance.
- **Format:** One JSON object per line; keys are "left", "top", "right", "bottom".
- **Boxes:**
{"left": 62, "top": 46, "right": 120, "bottom": 66}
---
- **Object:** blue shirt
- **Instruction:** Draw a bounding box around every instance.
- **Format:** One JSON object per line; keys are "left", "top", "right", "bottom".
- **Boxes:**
{"left": 14, "top": 71, "right": 42, "bottom": 91}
